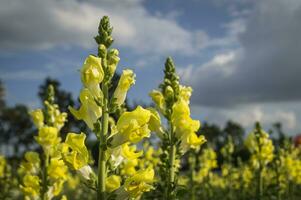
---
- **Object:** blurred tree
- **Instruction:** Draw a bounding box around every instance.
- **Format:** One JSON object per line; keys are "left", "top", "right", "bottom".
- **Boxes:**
{"left": 223, "top": 121, "right": 245, "bottom": 147}
{"left": 201, "top": 122, "right": 223, "bottom": 149}
{"left": 0, "top": 105, "right": 35, "bottom": 156}
{"left": 0, "top": 80, "right": 5, "bottom": 112}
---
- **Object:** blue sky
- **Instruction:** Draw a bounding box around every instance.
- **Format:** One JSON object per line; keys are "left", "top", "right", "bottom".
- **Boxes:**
{"left": 1, "top": 0, "right": 301, "bottom": 135}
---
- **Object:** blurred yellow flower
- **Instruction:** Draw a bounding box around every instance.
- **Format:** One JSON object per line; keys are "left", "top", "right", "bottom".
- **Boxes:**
{"left": 30, "top": 109, "right": 44, "bottom": 129}
{"left": 35, "top": 126, "right": 60, "bottom": 149}
{"left": 0, "top": 155, "right": 6, "bottom": 178}
{"left": 106, "top": 175, "right": 121, "bottom": 192}
{"left": 124, "top": 168, "right": 154, "bottom": 199}
{"left": 21, "top": 175, "right": 40, "bottom": 197}
{"left": 47, "top": 158, "right": 68, "bottom": 180}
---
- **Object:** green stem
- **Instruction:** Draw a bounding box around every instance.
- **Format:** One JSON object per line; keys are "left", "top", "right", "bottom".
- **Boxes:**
{"left": 189, "top": 151, "right": 196, "bottom": 200}
{"left": 257, "top": 163, "right": 263, "bottom": 200}
{"left": 167, "top": 124, "right": 176, "bottom": 200}
{"left": 42, "top": 152, "right": 49, "bottom": 200}
{"left": 97, "top": 83, "right": 109, "bottom": 200}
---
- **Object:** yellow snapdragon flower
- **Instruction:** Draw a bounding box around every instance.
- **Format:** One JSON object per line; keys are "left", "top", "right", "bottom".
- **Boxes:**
{"left": 124, "top": 168, "right": 154, "bottom": 199}
{"left": 245, "top": 130, "right": 274, "bottom": 167}
{"left": 195, "top": 148, "right": 218, "bottom": 183}
{"left": 111, "top": 106, "right": 151, "bottom": 147}
{"left": 113, "top": 69, "right": 135, "bottom": 106}
{"left": 69, "top": 89, "right": 102, "bottom": 129}
{"left": 47, "top": 158, "right": 68, "bottom": 180}
{"left": 171, "top": 99, "right": 205, "bottom": 152}
{"left": 30, "top": 109, "right": 44, "bottom": 129}
{"left": 181, "top": 132, "right": 206, "bottom": 150}
{"left": 64, "top": 132, "right": 89, "bottom": 170}
{"left": 106, "top": 175, "right": 121, "bottom": 192}
{"left": 44, "top": 101, "right": 67, "bottom": 130}
{"left": 19, "top": 152, "right": 40, "bottom": 175}
{"left": 21, "top": 175, "right": 40, "bottom": 197}
{"left": 81, "top": 55, "right": 104, "bottom": 98}
{"left": 149, "top": 90, "right": 165, "bottom": 114}
{"left": 110, "top": 143, "right": 142, "bottom": 168}
{"left": 122, "top": 159, "right": 139, "bottom": 176}
{"left": 179, "top": 85, "right": 192, "bottom": 104}
{"left": 121, "top": 143, "right": 143, "bottom": 160}
{"left": 35, "top": 126, "right": 60, "bottom": 149}
{"left": 50, "top": 179, "right": 65, "bottom": 197}
{"left": 147, "top": 107, "right": 164, "bottom": 137}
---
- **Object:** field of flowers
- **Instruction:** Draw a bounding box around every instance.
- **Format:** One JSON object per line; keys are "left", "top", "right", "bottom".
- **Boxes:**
{"left": 0, "top": 16, "right": 301, "bottom": 200}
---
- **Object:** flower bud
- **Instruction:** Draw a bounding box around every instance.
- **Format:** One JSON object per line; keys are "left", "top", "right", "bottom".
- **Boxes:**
{"left": 107, "top": 48, "right": 120, "bottom": 76}
{"left": 164, "top": 85, "right": 174, "bottom": 100}
{"left": 98, "top": 44, "right": 107, "bottom": 58}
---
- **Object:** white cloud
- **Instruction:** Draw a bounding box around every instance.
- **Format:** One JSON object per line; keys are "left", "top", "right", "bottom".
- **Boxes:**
{"left": 0, "top": 0, "right": 214, "bottom": 55}
{"left": 180, "top": 0, "right": 301, "bottom": 107}
{"left": 191, "top": 103, "right": 298, "bottom": 132}
{"left": 223, "top": 105, "right": 297, "bottom": 130}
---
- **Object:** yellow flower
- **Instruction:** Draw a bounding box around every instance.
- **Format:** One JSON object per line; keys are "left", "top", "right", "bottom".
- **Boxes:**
{"left": 64, "top": 133, "right": 89, "bottom": 170}
{"left": 67, "top": 175, "right": 80, "bottom": 190}
{"left": 181, "top": 132, "right": 206, "bottom": 150}
{"left": 54, "top": 112, "right": 67, "bottom": 130}
{"left": 171, "top": 99, "right": 190, "bottom": 121}
{"left": 44, "top": 101, "right": 67, "bottom": 130}
{"left": 21, "top": 175, "right": 40, "bottom": 197}
{"left": 20, "top": 151, "right": 40, "bottom": 174}
{"left": 195, "top": 148, "right": 218, "bottom": 183}
{"left": 81, "top": 55, "right": 104, "bottom": 98}
{"left": 0, "top": 155, "right": 6, "bottom": 178}
{"left": 107, "top": 49, "right": 120, "bottom": 75}
{"left": 245, "top": 130, "right": 274, "bottom": 167}
{"left": 106, "top": 175, "right": 121, "bottom": 192}
{"left": 124, "top": 168, "right": 154, "bottom": 199}
{"left": 121, "top": 143, "right": 143, "bottom": 160}
{"left": 147, "top": 108, "right": 164, "bottom": 136}
{"left": 51, "top": 179, "right": 65, "bottom": 197}
{"left": 61, "top": 195, "right": 68, "bottom": 200}
{"left": 149, "top": 90, "right": 165, "bottom": 113}
{"left": 179, "top": 85, "right": 192, "bottom": 103}
{"left": 47, "top": 158, "right": 68, "bottom": 180}
{"left": 111, "top": 106, "right": 151, "bottom": 147}
{"left": 35, "top": 126, "right": 60, "bottom": 149}
{"left": 110, "top": 143, "right": 142, "bottom": 168}
{"left": 171, "top": 99, "right": 205, "bottom": 152}
{"left": 69, "top": 89, "right": 102, "bottom": 129}
{"left": 30, "top": 109, "right": 44, "bottom": 128}
{"left": 122, "top": 159, "right": 138, "bottom": 176}
{"left": 113, "top": 69, "right": 135, "bottom": 106}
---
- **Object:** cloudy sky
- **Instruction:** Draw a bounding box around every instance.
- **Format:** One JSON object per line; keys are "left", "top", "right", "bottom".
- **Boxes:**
{"left": 1, "top": 0, "right": 301, "bottom": 135}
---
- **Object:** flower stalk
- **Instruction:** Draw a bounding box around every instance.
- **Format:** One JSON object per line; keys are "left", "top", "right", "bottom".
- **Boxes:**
{"left": 97, "top": 83, "right": 108, "bottom": 200}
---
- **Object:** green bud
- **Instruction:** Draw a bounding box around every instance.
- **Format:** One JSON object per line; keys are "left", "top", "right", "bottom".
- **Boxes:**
{"left": 107, "top": 48, "right": 120, "bottom": 76}
{"left": 98, "top": 44, "right": 107, "bottom": 58}
{"left": 164, "top": 85, "right": 174, "bottom": 100}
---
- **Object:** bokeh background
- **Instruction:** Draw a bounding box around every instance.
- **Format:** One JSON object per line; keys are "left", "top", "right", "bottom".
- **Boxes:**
{"left": 1, "top": 0, "right": 301, "bottom": 156}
